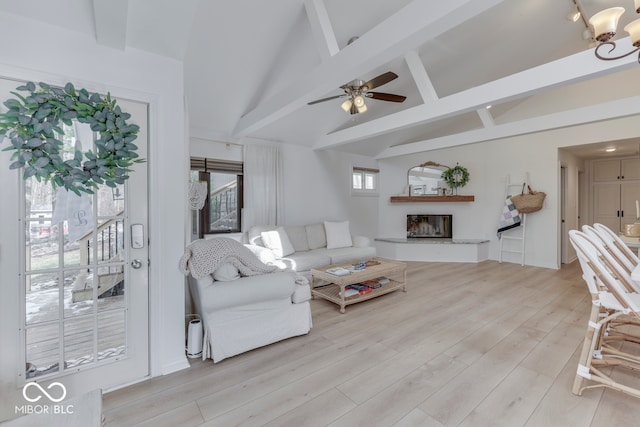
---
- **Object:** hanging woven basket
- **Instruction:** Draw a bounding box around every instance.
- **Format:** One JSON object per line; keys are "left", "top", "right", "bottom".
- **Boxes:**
{"left": 511, "top": 183, "right": 546, "bottom": 214}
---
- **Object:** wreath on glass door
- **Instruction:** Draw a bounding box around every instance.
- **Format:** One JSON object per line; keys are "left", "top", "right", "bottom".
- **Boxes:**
{"left": 0, "top": 81, "right": 143, "bottom": 195}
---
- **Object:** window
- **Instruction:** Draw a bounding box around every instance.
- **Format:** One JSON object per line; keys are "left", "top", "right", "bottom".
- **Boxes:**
{"left": 352, "top": 166, "right": 379, "bottom": 195}
{"left": 190, "top": 157, "right": 243, "bottom": 236}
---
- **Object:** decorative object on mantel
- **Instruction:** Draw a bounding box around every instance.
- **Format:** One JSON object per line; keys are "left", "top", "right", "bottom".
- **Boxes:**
{"left": 511, "top": 183, "right": 546, "bottom": 214}
{"left": 407, "top": 161, "right": 451, "bottom": 196}
{"left": 624, "top": 199, "right": 640, "bottom": 237}
{"left": 0, "top": 81, "right": 143, "bottom": 195}
{"left": 441, "top": 163, "right": 470, "bottom": 195}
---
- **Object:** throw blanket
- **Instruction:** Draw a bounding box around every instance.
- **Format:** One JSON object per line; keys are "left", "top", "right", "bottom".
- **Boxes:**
{"left": 179, "top": 237, "right": 278, "bottom": 279}
{"left": 497, "top": 195, "right": 521, "bottom": 238}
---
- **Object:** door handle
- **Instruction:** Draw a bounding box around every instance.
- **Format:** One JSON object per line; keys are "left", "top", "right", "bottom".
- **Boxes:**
{"left": 131, "top": 259, "right": 143, "bottom": 269}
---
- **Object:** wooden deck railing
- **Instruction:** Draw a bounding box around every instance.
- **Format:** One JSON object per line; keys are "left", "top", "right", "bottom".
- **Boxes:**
{"left": 72, "top": 212, "right": 125, "bottom": 302}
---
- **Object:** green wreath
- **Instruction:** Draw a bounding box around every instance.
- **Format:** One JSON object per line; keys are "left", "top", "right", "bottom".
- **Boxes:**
{"left": 0, "top": 81, "right": 143, "bottom": 195}
{"left": 441, "top": 164, "right": 470, "bottom": 189}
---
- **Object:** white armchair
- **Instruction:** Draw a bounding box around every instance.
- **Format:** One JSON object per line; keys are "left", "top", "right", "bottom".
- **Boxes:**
{"left": 189, "top": 270, "right": 312, "bottom": 363}
{"left": 181, "top": 238, "right": 312, "bottom": 363}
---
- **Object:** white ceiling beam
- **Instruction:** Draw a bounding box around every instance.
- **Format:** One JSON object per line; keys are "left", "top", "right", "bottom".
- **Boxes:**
{"left": 93, "top": 0, "right": 129, "bottom": 50}
{"left": 312, "top": 41, "right": 638, "bottom": 151}
{"left": 376, "top": 95, "right": 640, "bottom": 159}
{"left": 404, "top": 51, "right": 438, "bottom": 103}
{"left": 232, "top": 0, "right": 507, "bottom": 138}
{"left": 477, "top": 107, "right": 494, "bottom": 127}
{"left": 304, "top": 0, "right": 339, "bottom": 61}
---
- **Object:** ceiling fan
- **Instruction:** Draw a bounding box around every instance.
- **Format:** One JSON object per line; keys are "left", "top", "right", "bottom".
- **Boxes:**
{"left": 308, "top": 71, "right": 406, "bottom": 115}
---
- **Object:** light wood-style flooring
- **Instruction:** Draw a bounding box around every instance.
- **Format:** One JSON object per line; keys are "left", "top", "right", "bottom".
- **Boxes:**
{"left": 103, "top": 260, "right": 640, "bottom": 426}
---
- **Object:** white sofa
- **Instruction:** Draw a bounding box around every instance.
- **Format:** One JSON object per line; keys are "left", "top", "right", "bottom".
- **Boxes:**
{"left": 189, "top": 268, "right": 312, "bottom": 363}
{"left": 246, "top": 221, "right": 376, "bottom": 275}
{"left": 181, "top": 237, "right": 312, "bottom": 363}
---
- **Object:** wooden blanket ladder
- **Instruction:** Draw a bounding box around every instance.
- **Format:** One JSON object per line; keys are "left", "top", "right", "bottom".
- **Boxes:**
{"left": 499, "top": 174, "right": 528, "bottom": 266}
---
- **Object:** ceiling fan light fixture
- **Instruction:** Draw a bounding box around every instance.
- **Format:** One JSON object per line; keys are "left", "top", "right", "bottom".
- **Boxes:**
{"left": 308, "top": 71, "right": 404, "bottom": 114}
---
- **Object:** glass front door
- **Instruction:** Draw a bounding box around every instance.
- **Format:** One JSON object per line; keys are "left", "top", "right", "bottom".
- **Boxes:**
{"left": 0, "top": 78, "right": 149, "bottom": 399}
{"left": 23, "top": 123, "right": 129, "bottom": 378}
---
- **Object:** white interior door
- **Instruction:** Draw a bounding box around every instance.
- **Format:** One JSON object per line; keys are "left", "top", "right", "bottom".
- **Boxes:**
{"left": 621, "top": 182, "right": 640, "bottom": 229}
{"left": 593, "top": 182, "right": 622, "bottom": 232}
{"left": 561, "top": 165, "right": 568, "bottom": 264}
{"left": 0, "top": 78, "right": 149, "bottom": 409}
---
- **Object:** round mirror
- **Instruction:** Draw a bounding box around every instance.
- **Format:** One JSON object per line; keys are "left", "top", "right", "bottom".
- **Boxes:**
{"left": 408, "top": 161, "right": 449, "bottom": 195}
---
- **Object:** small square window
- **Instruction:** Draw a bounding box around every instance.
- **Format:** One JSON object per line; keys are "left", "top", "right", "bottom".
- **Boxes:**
{"left": 351, "top": 167, "right": 379, "bottom": 196}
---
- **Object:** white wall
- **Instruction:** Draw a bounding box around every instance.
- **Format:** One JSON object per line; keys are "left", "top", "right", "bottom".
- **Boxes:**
{"left": 378, "top": 115, "right": 640, "bottom": 269}
{"left": 0, "top": 11, "right": 188, "bottom": 419}
{"left": 279, "top": 145, "right": 378, "bottom": 238}
{"left": 189, "top": 140, "right": 379, "bottom": 239}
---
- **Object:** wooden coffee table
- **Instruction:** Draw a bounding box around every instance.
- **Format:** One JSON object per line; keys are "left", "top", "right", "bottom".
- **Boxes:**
{"left": 310, "top": 258, "right": 407, "bottom": 313}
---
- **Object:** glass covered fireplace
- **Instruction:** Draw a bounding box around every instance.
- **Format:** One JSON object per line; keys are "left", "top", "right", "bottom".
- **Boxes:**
{"left": 407, "top": 214, "right": 452, "bottom": 238}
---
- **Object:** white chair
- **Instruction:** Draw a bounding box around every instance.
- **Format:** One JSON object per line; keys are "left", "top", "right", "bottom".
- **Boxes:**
{"left": 593, "top": 223, "right": 639, "bottom": 274}
{"left": 569, "top": 230, "right": 640, "bottom": 398}
{"left": 583, "top": 225, "right": 640, "bottom": 293}
{"left": 181, "top": 238, "right": 313, "bottom": 363}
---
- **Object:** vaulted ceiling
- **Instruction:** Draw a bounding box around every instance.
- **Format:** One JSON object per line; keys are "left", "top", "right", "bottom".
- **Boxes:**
{"left": 3, "top": 0, "right": 640, "bottom": 159}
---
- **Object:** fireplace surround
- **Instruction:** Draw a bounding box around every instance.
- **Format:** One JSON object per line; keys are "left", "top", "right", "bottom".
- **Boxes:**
{"left": 377, "top": 213, "right": 487, "bottom": 262}
{"left": 407, "top": 214, "right": 452, "bottom": 239}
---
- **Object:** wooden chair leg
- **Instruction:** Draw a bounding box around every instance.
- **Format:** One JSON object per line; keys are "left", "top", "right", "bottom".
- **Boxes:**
{"left": 573, "top": 303, "right": 602, "bottom": 395}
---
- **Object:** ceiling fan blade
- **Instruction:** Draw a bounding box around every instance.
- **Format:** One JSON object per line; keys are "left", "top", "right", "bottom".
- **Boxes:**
{"left": 367, "top": 92, "right": 406, "bottom": 102}
{"left": 362, "top": 71, "right": 398, "bottom": 91}
{"left": 307, "top": 94, "right": 344, "bottom": 105}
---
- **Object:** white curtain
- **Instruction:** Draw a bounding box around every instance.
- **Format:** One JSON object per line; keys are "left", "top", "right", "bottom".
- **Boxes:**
{"left": 243, "top": 144, "right": 283, "bottom": 231}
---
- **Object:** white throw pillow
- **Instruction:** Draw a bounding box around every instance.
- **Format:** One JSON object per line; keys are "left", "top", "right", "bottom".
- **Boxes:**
{"left": 305, "top": 223, "right": 327, "bottom": 249}
{"left": 285, "top": 226, "right": 310, "bottom": 252}
{"left": 213, "top": 262, "right": 240, "bottom": 281}
{"left": 324, "top": 221, "right": 353, "bottom": 249}
{"left": 261, "top": 227, "right": 295, "bottom": 258}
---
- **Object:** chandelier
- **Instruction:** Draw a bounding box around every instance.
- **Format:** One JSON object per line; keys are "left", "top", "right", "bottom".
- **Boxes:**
{"left": 589, "top": 2, "right": 640, "bottom": 62}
